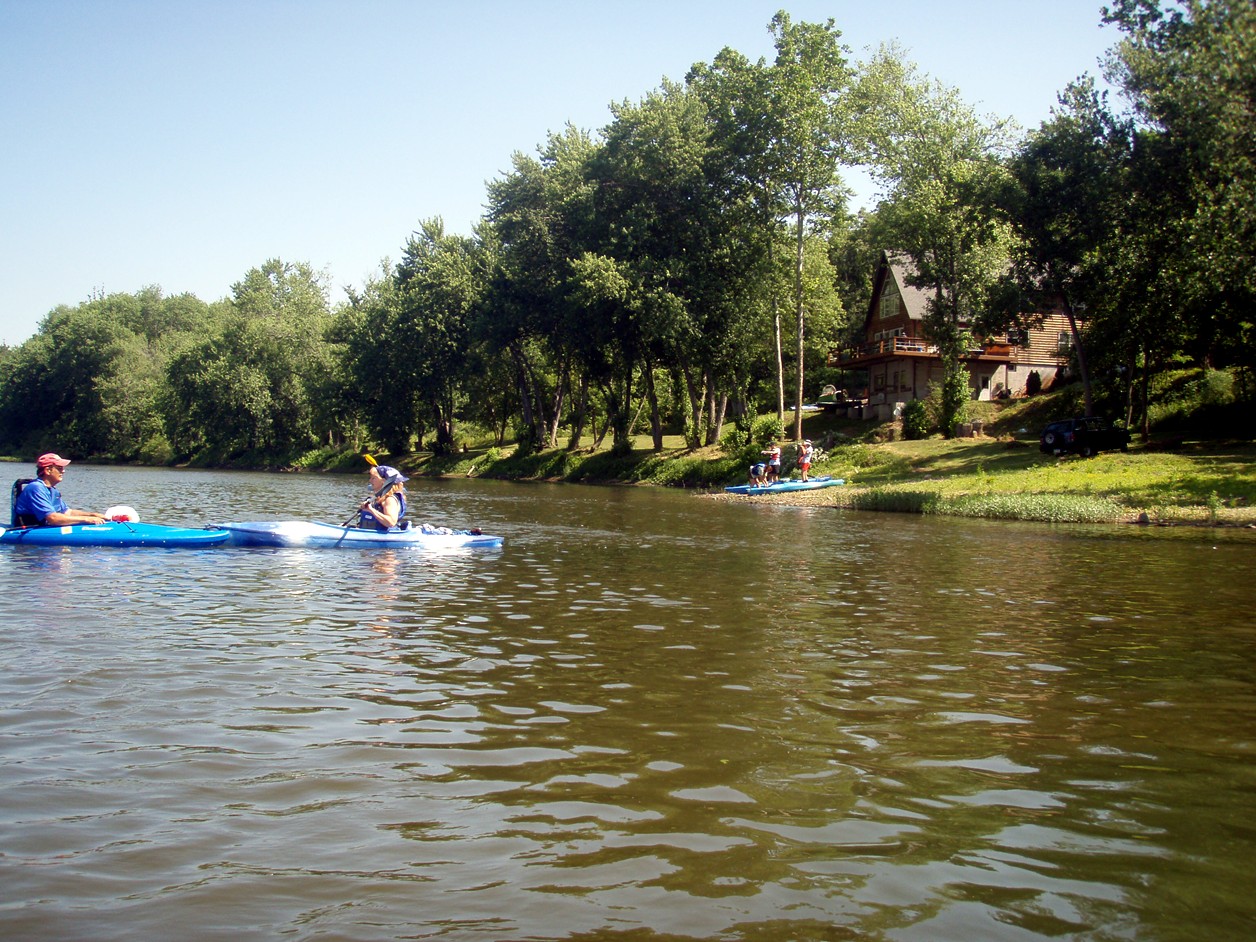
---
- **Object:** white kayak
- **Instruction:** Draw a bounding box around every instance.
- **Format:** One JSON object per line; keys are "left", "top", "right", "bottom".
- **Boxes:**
{"left": 216, "top": 520, "right": 503, "bottom": 549}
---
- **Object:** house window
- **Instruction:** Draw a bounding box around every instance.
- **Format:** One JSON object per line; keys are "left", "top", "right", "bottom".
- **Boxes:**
{"left": 880, "top": 283, "right": 899, "bottom": 320}
{"left": 1057, "top": 331, "right": 1073, "bottom": 356}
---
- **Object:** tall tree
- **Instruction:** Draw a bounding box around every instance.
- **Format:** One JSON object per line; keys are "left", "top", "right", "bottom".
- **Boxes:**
{"left": 1001, "top": 77, "right": 1133, "bottom": 417}
{"left": 338, "top": 223, "right": 485, "bottom": 456}
{"left": 164, "top": 260, "right": 332, "bottom": 461}
{"left": 764, "top": 12, "right": 855, "bottom": 439}
{"left": 484, "top": 126, "right": 599, "bottom": 453}
{"left": 862, "top": 45, "right": 1016, "bottom": 435}
{"left": 393, "top": 220, "right": 485, "bottom": 454}
{"left": 1103, "top": 0, "right": 1256, "bottom": 377}
{"left": 590, "top": 78, "right": 754, "bottom": 450}
{"left": 687, "top": 46, "right": 785, "bottom": 424}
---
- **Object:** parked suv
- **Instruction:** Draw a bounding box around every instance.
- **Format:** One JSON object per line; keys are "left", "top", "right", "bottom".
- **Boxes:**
{"left": 1040, "top": 417, "right": 1130, "bottom": 457}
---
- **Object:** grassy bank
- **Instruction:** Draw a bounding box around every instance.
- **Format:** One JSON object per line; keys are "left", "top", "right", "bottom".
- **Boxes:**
{"left": 394, "top": 390, "right": 1255, "bottom": 530}
{"left": 435, "top": 435, "right": 1255, "bottom": 528}
{"left": 755, "top": 437, "right": 1256, "bottom": 528}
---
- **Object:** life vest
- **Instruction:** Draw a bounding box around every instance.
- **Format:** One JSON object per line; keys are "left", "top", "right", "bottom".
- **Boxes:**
{"left": 359, "top": 490, "right": 408, "bottom": 531}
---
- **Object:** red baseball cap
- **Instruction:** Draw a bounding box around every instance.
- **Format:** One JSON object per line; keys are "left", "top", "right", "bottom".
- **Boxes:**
{"left": 36, "top": 453, "right": 71, "bottom": 469}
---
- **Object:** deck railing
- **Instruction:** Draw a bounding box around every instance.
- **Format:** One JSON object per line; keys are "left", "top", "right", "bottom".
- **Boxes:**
{"left": 830, "top": 337, "right": 1016, "bottom": 365}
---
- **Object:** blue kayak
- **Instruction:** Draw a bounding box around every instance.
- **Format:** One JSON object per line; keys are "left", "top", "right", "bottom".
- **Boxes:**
{"left": 216, "top": 520, "right": 504, "bottom": 549}
{"left": 0, "top": 521, "right": 232, "bottom": 547}
{"left": 724, "top": 475, "right": 845, "bottom": 495}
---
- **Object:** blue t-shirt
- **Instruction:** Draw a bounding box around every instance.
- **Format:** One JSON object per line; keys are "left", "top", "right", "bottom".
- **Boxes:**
{"left": 14, "top": 479, "right": 68, "bottom": 526}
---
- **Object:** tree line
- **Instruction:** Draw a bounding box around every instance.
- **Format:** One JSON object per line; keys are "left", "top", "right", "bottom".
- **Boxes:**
{"left": 2, "top": 2, "right": 1251, "bottom": 465}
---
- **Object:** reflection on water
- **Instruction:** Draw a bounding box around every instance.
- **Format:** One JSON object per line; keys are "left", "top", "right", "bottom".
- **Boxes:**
{"left": 1, "top": 466, "right": 1254, "bottom": 940}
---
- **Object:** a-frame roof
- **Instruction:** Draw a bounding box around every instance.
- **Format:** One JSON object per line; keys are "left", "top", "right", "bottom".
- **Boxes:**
{"left": 864, "top": 251, "right": 932, "bottom": 330}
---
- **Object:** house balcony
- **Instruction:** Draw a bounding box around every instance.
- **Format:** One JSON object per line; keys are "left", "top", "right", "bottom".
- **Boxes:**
{"left": 828, "top": 337, "right": 1016, "bottom": 368}
{"left": 828, "top": 336, "right": 934, "bottom": 366}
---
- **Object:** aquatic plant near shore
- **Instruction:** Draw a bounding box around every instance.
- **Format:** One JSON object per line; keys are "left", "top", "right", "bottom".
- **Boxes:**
{"left": 938, "top": 492, "right": 1127, "bottom": 523}
{"left": 846, "top": 487, "right": 1127, "bottom": 523}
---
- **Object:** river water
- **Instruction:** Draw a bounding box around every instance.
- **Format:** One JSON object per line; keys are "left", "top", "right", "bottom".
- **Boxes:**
{"left": 2, "top": 465, "right": 1254, "bottom": 941}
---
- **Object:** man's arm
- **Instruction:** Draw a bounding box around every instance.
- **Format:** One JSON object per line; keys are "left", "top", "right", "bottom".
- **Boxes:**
{"left": 44, "top": 508, "right": 108, "bottom": 525}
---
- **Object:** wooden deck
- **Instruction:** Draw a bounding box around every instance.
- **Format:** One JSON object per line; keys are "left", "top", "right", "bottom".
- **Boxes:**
{"left": 829, "top": 337, "right": 1017, "bottom": 367}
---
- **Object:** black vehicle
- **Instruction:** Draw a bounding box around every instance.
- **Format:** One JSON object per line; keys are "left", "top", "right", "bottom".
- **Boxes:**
{"left": 1040, "top": 417, "right": 1130, "bottom": 457}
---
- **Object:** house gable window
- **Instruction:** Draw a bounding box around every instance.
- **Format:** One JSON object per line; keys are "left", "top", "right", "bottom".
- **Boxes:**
{"left": 879, "top": 282, "right": 900, "bottom": 320}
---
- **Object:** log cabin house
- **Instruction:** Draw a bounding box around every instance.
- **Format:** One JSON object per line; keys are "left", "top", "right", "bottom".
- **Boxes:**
{"left": 829, "top": 252, "right": 1076, "bottom": 422}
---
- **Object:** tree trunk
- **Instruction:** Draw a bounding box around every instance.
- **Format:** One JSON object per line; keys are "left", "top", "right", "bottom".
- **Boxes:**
{"left": 1061, "top": 294, "right": 1094, "bottom": 417}
{"left": 509, "top": 341, "right": 537, "bottom": 455}
{"left": 712, "top": 390, "right": 729, "bottom": 444}
{"left": 550, "top": 376, "right": 570, "bottom": 449}
{"left": 644, "top": 363, "right": 664, "bottom": 451}
{"left": 610, "top": 363, "right": 635, "bottom": 454}
{"left": 704, "top": 375, "right": 717, "bottom": 446}
{"left": 1140, "top": 349, "right": 1153, "bottom": 441}
{"left": 567, "top": 372, "right": 590, "bottom": 450}
{"left": 765, "top": 204, "right": 785, "bottom": 426}
{"left": 681, "top": 362, "right": 704, "bottom": 449}
{"left": 526, "top": 360, "right": 551, "bottom": 448}
{"left": 793, "top": 205, "right": 806, "bottom": 441}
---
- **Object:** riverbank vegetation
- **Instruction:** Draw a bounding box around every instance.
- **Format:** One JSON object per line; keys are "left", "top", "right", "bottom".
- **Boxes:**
{"left": 402, "top": 386, "right": 1255, "bottom": 528}
{"left": 1, "top": 3, "right": 1252, "bottom": 528}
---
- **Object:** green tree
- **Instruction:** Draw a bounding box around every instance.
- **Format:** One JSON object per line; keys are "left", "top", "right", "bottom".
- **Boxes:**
{"left": 339, "top": 223, "right": 484, "bottom": 456}
{"left": 765, "top": 12, "right": 856, "bottom": 439}
{"left": 0, "top": 287, "right": 223, "bottom": 461}
{"left": 590, "top": 79, "right": 726, "bottom": 450}
{"left": 862, "top": 44, "right": 1016, "bottom": 435}
{"left": 687, "top": 13, "right": 856, "bottom": 439}
{"left": 394, "top": 220, "right": 484, "bottom": 454}
{"left": 1000, "top": 77, "right": 1133, "bottom": 417}
{"left": 1104, "top": 0, "right": 1256, "bottom": 381}
{"left": 163, "top": 260, "right": 332, "bottom": 461}
{"left": 335, "top": 265, "right": 419, "bottom": 455}
{"left": 483, "top": 126, "right": 599, "bottom": 453}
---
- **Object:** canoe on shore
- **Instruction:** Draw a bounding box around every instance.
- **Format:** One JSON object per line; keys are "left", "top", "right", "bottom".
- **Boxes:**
{"left": 0, "top": 521, "right": 232, "bottom": 547}
{"left": 216, "top": 520, "right": 504, "bottom": 549}
{"left": 723, "top": 475, "right": 845, "bottom": 496}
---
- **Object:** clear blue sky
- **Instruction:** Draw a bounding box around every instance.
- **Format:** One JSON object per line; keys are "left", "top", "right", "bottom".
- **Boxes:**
{"left": 0, "top": 0, "right": 1122, "bottom": 346}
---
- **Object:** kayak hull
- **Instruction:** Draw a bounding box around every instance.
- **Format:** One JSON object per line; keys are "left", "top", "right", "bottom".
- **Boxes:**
{"left": 724, "top": 475, "right": 845, "bottom": 495}
{"left": 0, "top": 522, "right": 231, "bottom": 547}
{"left": 217, "top": 520, "right": 504, "bottom": 549}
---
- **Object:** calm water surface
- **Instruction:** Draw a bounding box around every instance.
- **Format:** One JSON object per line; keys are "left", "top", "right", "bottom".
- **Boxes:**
{"left": 2, "top": 465, "right": 1254, "bottom": 941}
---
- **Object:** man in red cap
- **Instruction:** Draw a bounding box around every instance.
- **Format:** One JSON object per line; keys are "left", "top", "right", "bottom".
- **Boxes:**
{"left": 12, "top": 453, "right": 107, "bottom": 527}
